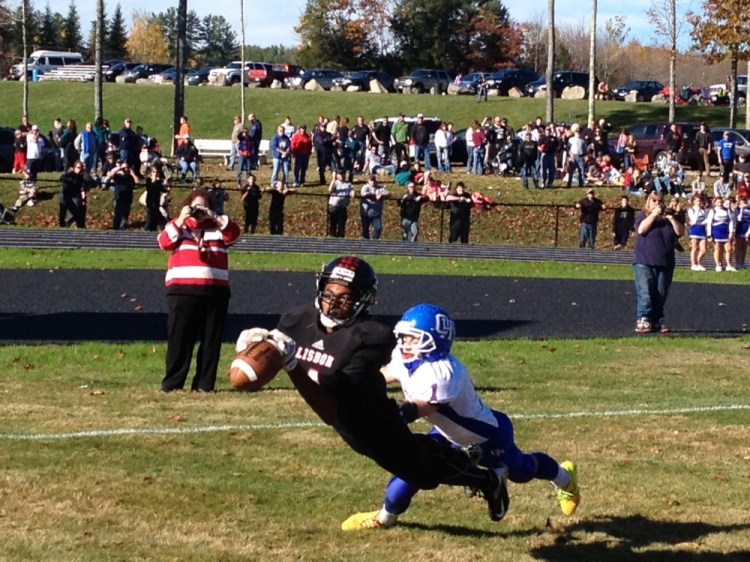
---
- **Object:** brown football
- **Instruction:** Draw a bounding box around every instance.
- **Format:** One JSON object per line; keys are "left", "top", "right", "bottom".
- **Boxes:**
{"left": 228, "top": 339, "right": 284, "bottom": 391}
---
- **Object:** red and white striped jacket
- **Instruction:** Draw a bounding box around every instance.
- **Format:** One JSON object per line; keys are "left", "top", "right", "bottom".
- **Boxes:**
{"left": 157, "top": 219, "right": 241, "bottom": 292}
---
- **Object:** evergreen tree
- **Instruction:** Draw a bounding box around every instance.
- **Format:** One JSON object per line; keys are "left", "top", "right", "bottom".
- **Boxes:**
{"left": 61, "top": 1, "right": 84, "bottom": 52}
{"left": 38, "top": 4, "right": 60, "bottom": 49}
{"left": 195, "top": 15, "right": 239, "bottom": 67}
{"left": 107, "top": 4, "right": 128, "bottom": 61}
{"left": 154, "top": 7, "right": 200, "bottom": 63}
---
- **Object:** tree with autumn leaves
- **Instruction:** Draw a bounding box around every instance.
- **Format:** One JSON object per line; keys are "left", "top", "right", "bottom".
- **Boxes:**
{"left": 689, "top": 0, "right": 750, "bottom": 128}
{"left": 295, "top": 0, "right": 521, "bottom": 73}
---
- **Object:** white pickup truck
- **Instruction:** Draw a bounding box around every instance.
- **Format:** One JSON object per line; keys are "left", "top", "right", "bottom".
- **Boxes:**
{"left": 208, "top": 61, "right": 253, "bottom": 86}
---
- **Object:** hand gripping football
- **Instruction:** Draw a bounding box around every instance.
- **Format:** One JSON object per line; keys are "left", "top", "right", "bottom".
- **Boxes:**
{"left": 228, "top": 339, "right": 284, "bottom": 391}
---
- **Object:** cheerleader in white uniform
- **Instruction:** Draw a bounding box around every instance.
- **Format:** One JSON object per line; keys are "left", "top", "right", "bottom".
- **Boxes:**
{"left": 706, "top": 196, "right": 736, "bottom": 271}
{"left": 734, "top": 197, "right": 750, "bottom": 269}
{"left": 687, "top": 194, "right": 708, "bottom": 271}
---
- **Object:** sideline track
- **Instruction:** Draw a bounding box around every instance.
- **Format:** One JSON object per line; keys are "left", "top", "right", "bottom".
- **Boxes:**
{"left": 0, "top": 227, "right": 693, "bottom": 267}
{"left": 2, "top": 404, "right": 748, "bottom": 441}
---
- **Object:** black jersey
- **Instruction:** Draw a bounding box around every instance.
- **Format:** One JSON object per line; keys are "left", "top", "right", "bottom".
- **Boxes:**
{"left": 277, "top": 304, "right": 398, "bottom": 434}
{"left": 278, "top": 303, "right": 495, "bottom": 491}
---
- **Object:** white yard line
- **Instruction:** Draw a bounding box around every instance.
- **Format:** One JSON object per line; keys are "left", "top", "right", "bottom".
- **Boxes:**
{"left": 2, "top": 404, "right": 748, "bottom": 441}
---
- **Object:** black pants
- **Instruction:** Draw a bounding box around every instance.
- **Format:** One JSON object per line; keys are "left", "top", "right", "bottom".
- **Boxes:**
{"left": 449, "top": 218, "right": 470, "bottom": 244}
{"left": 328, "top": 206, "right": 347, "bottom": 237}
{"left": 163, "top": 292, "right": 229, "bottom": 392}
{"left": 336, "top": 414, "right": 492, "bottom": 491}
{"left": 243, "top": 204, "right": 258, "bottom": 233}
{"left": 269, "top": 211, "right": 284, "bottom": 235}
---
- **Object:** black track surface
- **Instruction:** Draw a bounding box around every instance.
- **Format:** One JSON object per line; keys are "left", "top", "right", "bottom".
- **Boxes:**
{"left": 1, "top": 269, "right": 746, "bottom": 343}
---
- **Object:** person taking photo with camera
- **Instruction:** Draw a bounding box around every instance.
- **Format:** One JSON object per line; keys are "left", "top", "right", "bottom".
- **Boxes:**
{"left": 633, "top": 193, "right": 684, "bottom": 334}
{"left": 157, "top": 187, "right": 241, "bottom": 392}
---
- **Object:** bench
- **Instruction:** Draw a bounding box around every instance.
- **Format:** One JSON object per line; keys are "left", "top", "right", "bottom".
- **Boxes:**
{"left": 193, "top": 138, "right": 272, "bottom": 166}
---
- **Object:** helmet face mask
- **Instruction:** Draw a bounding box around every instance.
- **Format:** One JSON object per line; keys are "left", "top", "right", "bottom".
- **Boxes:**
{"left": 394, "top": 304, "right": 455, "bottom": 370}
{"left": 316, "top": 256, "right": 377, "bottom": 327}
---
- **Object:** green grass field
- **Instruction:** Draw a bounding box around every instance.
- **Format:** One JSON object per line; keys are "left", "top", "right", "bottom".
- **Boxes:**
{"left": 1, "top": 84, "right": 748, "bottom": 559}
{"left": 1, "top": 338, "right": 749, "bottom": 561}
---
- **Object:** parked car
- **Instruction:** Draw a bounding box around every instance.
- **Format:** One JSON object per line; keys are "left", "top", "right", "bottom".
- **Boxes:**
{"left": 331, "top": 70, "right": 395, "bottom": 92}
{"left": 103, "top": 61, "right": 142, "bottom": 82}
{"left": 246, "top": 62, "right": 276, "bottom": 87}
{"left": 612, "top": 121, "right": 702, "bottom": 170}
{"left": 150, "top": 67, "right": 177, "bottom": 84}
{"left": 270, "top": 63, "right": 304, "bottom": 86}
{"left": 611, "top": 80, "right": 665, "bottom": 102}
{"left": 525, "top": 71, "right": 594, "bottom": 97}
{"left": 484, "top": 68, "right": 540, "bottom": 95}
{"left": 0, "top": 127, "right": 58, "bottom": 173}
{"left": 208, "top": 61, "right": 255, "bottom": 86}
{"left": 9, "top": 50, "right": 85, "bottom": 80}
{"left": 185, "top": 67, "right": 214, "bottom": 86}
{"left": 285, "top": 68, "right": 345, "bottom": 90}
{"left": 394, "top": 69, "right": 453, "bottom": 94}
{"left": 122, "top": 63, "right": 172, "bottom": 83}
{"left": 453, "top": 72, "right": 491, "bottom": 95}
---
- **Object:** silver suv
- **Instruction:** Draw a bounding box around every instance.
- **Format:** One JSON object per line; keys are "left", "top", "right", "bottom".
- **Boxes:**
{"left": 394, "top": 69, "right": 453, "bottom": 94}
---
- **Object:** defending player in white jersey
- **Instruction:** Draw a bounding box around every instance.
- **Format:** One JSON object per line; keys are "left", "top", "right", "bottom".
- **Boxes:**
{"left": 342, "top": 303, "right": 580, "bottom": 530}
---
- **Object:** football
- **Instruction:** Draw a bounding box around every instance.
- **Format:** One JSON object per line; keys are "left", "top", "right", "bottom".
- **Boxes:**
{"left": 228, "top": 339, "right": 284, "bottom": 391}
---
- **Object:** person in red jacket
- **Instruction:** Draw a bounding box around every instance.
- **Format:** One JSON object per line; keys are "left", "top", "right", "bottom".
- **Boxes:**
{"left": 157, "top": 187, "right": 241, "bottom": 392}
{"left": 291, "top": 124, "right": 313, "bottom": 187}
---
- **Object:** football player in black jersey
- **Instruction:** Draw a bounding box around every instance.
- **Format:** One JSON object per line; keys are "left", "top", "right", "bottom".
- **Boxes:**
{"left": 236, "top": 256, "right": 510, "bottom": 527}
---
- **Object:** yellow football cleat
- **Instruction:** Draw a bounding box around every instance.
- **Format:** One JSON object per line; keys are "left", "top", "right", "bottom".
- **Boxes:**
{"left": 341, "top": 511, "right": 389, "bottom": 531}
{"left": 556, "top": 461, "right": 580, "bottom": 516}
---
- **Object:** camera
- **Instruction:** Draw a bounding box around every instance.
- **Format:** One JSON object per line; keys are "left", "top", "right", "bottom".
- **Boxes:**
{"left": 189, "top": 205, "right": 208, "bottom": 219}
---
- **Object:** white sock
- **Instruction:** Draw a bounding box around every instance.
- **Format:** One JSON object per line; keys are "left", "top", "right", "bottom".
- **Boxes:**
{"left": 376, "top": 508, "right": 399, "bottom": 526}
{"left": 553, "top": 465, "right": 571, "bottom": 489}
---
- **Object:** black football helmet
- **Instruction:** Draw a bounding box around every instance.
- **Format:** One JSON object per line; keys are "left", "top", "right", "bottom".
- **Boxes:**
{"left": 316, "top": 256, "right": 378, "bottom": 324}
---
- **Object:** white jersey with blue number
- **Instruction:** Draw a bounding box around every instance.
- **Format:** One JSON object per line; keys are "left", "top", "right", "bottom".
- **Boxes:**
{"left": 387, "top": 349, "right": 499, "bottom": 447}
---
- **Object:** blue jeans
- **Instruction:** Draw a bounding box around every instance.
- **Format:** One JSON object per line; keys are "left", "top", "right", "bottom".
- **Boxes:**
{"left": 228, "top": 141, "right": 239, "bottom": 170}
{"left": 579, "top": 223, "right": 597, "bottom": 249}
{"left": 415, "top": 144, "right": 431, "bottom": 170}
{"left": 567, "top": 156, "right": 585, "bottom": 187}
{"left": 520, "top": 161, "right": 538, "bottom": 189}
{"left": 271, "top": 158, "right": 290, "bottom": 185}
{"left": 179, "top": 160, "right": 199, "bottom": 180}
{"left": 436, "top": 147, "right": 451, "bottom": 172}
{"left": 472, "top": 147, "right": 484, "bottom": 175}
{"left": 466, "top": 146, "right": 474, "bottom": 173}
{"left": 401, "top": 218, "right": 419, "bottom": 242}
{"left": 633, "top": 264, "right": 674, "bottom": 323}
{"left": 294, "top": 154, "right": 309, "bottom": 186}
{"left": 361, "top": 213, "right": 382, "bottom": 239}
{"left": 541, "top": 153, "right": 556, "bottom": 186}
{"left": 236, "top": 154, "right": 252, "bottom": 184}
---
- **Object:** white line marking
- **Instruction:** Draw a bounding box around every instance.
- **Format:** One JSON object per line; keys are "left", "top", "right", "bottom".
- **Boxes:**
{"left": 1, "top": 404, "right": 748, "bottom": 441}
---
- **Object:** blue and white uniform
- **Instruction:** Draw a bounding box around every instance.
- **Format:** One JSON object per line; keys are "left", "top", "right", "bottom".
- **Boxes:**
{"left": 736, "top": 206, "right": 750, "bottom": 238}
{"left": 381, "top": 347, "right": 559, "bottom": 516}
{"left": 687, "top": 206, "right": 708, "bottom": 240}
{"left": 707, "top": 205, "right": 734, "bottom": 243}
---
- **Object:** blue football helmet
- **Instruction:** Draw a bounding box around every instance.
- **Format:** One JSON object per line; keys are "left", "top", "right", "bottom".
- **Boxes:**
{"left": 394, "top": 303, "right": 456, "bottom": 370}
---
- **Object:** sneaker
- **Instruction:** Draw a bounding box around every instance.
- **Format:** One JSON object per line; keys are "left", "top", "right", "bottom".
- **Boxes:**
{"left": 635, "top": 318, "right": 652, "bottom": 333}
{"left": 481, "top": 466, "right": 510, "bottom": 522}
{"left": 652, "top": 323, "right": 670, "bottom": 334}
{"left": 695, "top": 264, "right": 706, "bottom": 271}
{"left": 341, "top": 511, "right": 391, "bottom": 531}
{"left": 690, "top": 265, "right": 700, "bottom": 271}
{"left": 556, "top": 461, "right": 580, "bottom": 516}
{"left": 726, "top": 265, "right": 737, "bottom": 272}
{"left": 716, "top": 265, "right": 723, "bottom": 272}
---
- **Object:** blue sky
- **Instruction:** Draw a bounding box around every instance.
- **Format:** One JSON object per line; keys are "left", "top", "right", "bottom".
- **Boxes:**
{"left": 75, "top": 0, "right": 698, "bottom": 50}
